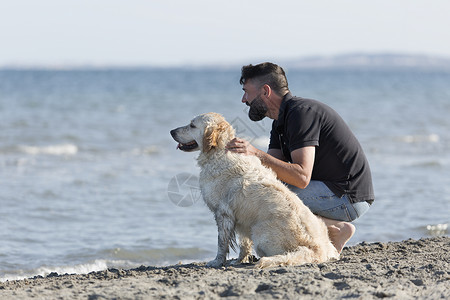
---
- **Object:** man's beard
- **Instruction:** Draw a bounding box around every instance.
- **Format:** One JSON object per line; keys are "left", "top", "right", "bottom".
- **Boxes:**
{"left": 247, "top": 95, "right": 268, "bottom": 121}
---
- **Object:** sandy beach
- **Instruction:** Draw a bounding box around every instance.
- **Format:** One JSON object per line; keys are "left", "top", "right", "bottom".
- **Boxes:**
{"left": 1, "top": 236, "right": 448, "bottom": 299}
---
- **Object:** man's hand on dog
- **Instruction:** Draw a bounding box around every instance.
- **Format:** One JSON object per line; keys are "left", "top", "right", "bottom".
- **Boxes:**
{"left": 226, "top": 138, "right": 259, "bottom": 156}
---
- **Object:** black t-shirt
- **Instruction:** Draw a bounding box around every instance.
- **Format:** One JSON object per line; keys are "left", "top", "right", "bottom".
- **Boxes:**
{"left": 269, "top": 93, "right": 374, "bottom": 203}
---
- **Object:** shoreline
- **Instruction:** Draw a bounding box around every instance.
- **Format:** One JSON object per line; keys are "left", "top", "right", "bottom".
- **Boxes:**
{"left": 1, "top": 236, "right": 449, "bottom": 299}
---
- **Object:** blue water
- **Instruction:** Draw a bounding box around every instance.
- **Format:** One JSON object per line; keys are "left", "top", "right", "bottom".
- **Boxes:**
{"left": 0, "top": 68, "right": 449, "bottom": 281}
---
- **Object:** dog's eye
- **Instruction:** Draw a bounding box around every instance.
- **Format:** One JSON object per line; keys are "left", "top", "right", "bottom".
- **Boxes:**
{"left": 190, "top": 123, "right": 196, "bottom": 128}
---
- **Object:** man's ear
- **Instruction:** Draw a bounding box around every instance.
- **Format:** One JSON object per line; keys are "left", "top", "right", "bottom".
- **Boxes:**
{"left": 263, "top": 84, "right": 271, "bottom": 97}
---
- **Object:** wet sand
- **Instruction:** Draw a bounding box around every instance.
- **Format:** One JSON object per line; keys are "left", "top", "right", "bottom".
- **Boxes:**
{"left": 1, "top": 236, "right": 449, "bottom": 299}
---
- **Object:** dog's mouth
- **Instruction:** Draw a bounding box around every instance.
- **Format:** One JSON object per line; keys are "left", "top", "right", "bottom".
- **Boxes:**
{"left": 176, "top": 140, "right": 199, "bottom": 152}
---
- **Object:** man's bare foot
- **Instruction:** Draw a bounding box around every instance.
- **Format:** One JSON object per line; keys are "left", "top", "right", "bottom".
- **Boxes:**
{"left": 327, "top": 222, "right": 355, "bottom": 253}
{"left": 319, "top": 217, "right": 356, "bottom": 253}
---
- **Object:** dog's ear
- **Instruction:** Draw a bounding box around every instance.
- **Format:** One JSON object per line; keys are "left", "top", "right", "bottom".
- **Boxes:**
{"left": 203, "top": 121, "right": 233, "bottom": 152}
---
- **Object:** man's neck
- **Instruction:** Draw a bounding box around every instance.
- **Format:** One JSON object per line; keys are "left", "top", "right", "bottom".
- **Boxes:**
{"left": 267, "top": 93, "right": 285, "bottom": 120}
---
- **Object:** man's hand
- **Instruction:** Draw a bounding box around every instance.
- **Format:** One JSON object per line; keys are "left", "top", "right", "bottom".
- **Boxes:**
{"left": 226, "top": 138, "right": 259, "bottom": 156}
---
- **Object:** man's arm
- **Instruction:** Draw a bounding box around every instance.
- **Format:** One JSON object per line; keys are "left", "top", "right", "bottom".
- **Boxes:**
{"left": 260, "top": 146, "right": 315, "bottom": 189}
{"left": 226, "top": 138, "right": 315, "bottom": 189}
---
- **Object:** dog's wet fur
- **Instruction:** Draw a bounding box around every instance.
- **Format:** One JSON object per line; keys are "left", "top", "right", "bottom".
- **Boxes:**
{"left": 171, "top": 112, "right": 339, "bottom": 268}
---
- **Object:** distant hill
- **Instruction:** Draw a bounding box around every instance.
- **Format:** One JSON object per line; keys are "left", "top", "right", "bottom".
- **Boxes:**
{"left": 280, "top": 53, "right": 450, "bottom": 70}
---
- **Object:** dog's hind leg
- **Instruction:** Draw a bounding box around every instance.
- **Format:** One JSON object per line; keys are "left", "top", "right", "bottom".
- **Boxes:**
{"left": 255, "top": 246, "right": 316, "bottom": 268}
{"left": 234, "top": 236, "right": 254, "bottom": 264}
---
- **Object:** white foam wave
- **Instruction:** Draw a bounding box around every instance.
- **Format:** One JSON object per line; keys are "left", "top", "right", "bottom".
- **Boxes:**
{"left": 0, "top": 258, "right": 199, "bottom": 283}
{"left": 399, "top": 134, "right": 440, "bottom": 143}
{"left": 0, "top": 260, "right": 108, "bottom": 282}
{"left": 426, "top": 223, "right": 448, "bottom": 236}
{"left": 19, "top": 144, "right": 78, "bottom": 156}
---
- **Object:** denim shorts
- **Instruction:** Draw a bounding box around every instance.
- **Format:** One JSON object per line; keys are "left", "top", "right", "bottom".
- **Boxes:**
{"left": 288, "top": 180, "right": 370, "bottom": 222}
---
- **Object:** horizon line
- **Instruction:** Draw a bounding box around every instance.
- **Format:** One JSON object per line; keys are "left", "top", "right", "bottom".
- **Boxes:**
{"left": 1, "top": 52, "right": 450, "bottom": 71}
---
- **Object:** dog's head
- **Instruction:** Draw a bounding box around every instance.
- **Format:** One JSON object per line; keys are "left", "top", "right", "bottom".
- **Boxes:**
{"left": 170, "top": 112, "right": 235, "bottom": 153}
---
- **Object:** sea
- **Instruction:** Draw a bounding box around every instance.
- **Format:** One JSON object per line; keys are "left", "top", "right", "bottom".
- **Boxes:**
{"left": 0, "top": 67, "right": 449, "bottom": 281}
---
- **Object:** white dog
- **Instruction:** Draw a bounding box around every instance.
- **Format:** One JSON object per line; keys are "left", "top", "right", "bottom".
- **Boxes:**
{"left": 170, "top": 112, "right": 339, "bottom": 268}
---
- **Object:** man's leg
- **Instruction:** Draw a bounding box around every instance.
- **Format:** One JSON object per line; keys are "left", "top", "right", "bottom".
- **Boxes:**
{"left": 319, "top": 216, "right": 356, "bottom": 253}
{"left": 288, "top": 181, "right": 370, "bottom": 252}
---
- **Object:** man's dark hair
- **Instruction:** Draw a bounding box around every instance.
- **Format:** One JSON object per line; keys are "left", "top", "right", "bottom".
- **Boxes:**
{"left": 240, "top": 62, "right": 289, "bottom": 96}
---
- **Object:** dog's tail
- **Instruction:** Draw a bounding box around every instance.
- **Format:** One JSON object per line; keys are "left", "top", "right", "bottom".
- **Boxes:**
{"left": 256, "top": 246, "right": 339, "bottom": 268}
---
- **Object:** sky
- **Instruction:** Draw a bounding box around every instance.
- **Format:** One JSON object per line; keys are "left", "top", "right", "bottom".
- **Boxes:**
{"left": 1, "top": 0, "right": 450, "bottom": 67}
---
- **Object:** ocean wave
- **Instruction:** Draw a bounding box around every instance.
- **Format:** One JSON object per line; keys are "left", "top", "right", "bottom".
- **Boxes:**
{"left": 405, "top": 160, "right": 443, "bottom": 169}
{"left": 426, "top": 223, "right": 448, "bottom": 236}
{"left": 397, "top": 134, "right": 440, "bottom": 143}
{"left": 0, "top": 260, "right": 108, "bottom": 282}
{"left": 0, "top": 247, "right": 212, "bottom": 282}
{"left": 18, "top": 144, "right": 78, "bottom": 156}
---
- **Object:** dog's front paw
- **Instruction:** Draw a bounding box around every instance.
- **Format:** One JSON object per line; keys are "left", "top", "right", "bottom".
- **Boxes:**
{"left": 206, "top": 258, "right": 225, "bottom": 268}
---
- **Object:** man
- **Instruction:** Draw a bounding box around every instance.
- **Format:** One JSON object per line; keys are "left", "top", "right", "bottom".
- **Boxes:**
{"left": 226, "top": 62, "right": 374, "bottom": 253}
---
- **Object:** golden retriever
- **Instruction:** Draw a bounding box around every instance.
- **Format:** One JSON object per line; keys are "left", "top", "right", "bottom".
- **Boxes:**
{"left": 170, "top": 112, "right": 339, "bottom": 268}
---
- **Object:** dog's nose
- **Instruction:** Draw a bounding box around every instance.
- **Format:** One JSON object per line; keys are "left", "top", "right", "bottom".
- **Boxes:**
{"left": 170, "top": 129, "right": 176, "bottom": 138}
